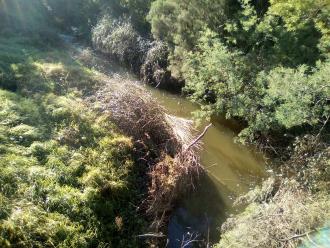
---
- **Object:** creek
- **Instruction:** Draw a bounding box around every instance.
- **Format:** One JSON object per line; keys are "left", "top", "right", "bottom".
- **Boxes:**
{"left": 144, "top": 86, "right": 267, "bottom": 247}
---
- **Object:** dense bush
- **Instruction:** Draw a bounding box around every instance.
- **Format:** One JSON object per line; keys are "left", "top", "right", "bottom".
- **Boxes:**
{"left": 182, "top": 29, "right": 253, "bottom": 119}
{"left": 148, "top": 0, "right": 229, "bottom": 49}
{"left": 92, "top": 15, "right": 151, "bottom": 72}
{"left": 182, "top": 27, "right": 330, "bottom": 146}
{"left": 147, "top": 0, "right": 230, "bottom": 78}
{"left": 140, "top": 41, "right": 182, "bottom": 90}
{"left": 268, "top": 0, "right": 330, "bottom": 57}
{"left": 148, "top": 0, "right": 328, "bottom": 90}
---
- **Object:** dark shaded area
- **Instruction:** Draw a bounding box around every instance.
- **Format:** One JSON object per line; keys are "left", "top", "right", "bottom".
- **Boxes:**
{"left": 168, "top": 174, "right": 232, "bottom": 247}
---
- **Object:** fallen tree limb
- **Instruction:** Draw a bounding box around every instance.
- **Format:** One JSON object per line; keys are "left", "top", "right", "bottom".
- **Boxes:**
{"left": 278, "top": 227, "right": 329, "bottom": 242}
{"left": 279, "top": 232, "right": 312, "bottom": 242}
{"left": 185, "top": 123, "right": 212, "bottom": 152}
{"left": 136, "top": 233, "right": 166, "bottom": 238}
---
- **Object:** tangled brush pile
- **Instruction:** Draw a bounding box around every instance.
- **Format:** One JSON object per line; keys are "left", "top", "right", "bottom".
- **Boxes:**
{"left": 92, "top": 77, "right": 203, "bottom": 227}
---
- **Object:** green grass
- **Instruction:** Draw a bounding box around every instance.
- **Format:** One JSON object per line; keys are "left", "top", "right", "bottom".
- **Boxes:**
{"left": 0, "top": 35, "right": 147, "bottom": 247}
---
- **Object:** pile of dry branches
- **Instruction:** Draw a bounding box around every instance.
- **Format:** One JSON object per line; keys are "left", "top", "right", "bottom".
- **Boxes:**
{"left": 92, "top": 77, "right": 203, "bottom": 227}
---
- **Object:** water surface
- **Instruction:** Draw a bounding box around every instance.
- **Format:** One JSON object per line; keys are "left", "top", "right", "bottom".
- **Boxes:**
{"left": 145, "top": 86, "right": 266, "bottom": 247}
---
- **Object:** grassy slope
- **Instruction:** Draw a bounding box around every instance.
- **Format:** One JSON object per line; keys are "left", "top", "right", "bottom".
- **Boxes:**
{"left": 0, "top": 36, "right": 147, "bottom": 247}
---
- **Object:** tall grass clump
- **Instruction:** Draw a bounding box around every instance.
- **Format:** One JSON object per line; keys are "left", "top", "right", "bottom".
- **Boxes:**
{"left": 217, "top": 135, "right": 330, "bottom": 248}
{"left": 217, "top": 179, "right": 330, "bottom": 248}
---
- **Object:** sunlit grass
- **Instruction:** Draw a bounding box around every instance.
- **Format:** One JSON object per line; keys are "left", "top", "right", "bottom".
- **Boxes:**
{"left": 0, "top": 33, "right": 147, "bottom": 247}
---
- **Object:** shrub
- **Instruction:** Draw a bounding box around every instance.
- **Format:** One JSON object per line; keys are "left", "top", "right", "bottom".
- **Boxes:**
{"left": 238, "top": 60, "right": 330, "bottom": 145}
{"left": 182, "top": 29, "right": 253, "bottom": 121}
{"left": 140, "top": 41, "right": 182, "bottom": 91}
{"left": 92, "top": 16, "right": 150, "bottom": 73}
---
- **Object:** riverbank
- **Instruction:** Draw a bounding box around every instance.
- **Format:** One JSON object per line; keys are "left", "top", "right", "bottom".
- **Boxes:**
{"left": 0, "top": 34, "right": 151, "bottom": 247}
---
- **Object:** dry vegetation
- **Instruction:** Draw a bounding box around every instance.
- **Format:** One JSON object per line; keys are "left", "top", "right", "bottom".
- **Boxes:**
{"left": 217, "top": 133, "right": 330, "bottom": 248}
{"left": 89, "top": 78, "right": 203, "bottom": 227}
{"left": 69, "top": 40, "right": 204, "bottom": 227}
{"left": 217, "top": 179, "right": 330, "bottom": 248}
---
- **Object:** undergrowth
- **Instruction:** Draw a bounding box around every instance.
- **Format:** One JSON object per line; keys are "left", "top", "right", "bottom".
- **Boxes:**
{"left": 217, "top": 137, "right": 330, "bottom": 248}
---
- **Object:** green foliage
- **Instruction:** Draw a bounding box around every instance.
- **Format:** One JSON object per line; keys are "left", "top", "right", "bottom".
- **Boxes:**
{"left": 180, "top": 1, "right": 330, "bottom": 145}
{"left": 238, "top": 61, "right": 330, "bottom": 143}
{"left": 221, "top": 0, "right": 323, "bottom": 69}
{"left": 148, "top": 0, "right": 327, "bottom": 79}
{"left": 260, "top": 63, "right": 329, "bottom": 129}
{"left": 148, "top": 0, "right": 229, "bottom": 77}
{"left": 269, "top": 0, "right": 330, "bottom": 57}
{"left": 181, "top": 26, "right": 329, "bottom": 146}
{"left": 148, "top": 0, "right": 228, "bottom": 49}
{"left": 45, "top": 0, "right": 102, "bottom": 38}
{"left": 182, "top": 29, "right": 253, "bottom": 119}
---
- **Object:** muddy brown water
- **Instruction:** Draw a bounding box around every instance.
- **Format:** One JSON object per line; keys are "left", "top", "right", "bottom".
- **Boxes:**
{"left": 144, "top": 86, "right": 266, "bottom": 247}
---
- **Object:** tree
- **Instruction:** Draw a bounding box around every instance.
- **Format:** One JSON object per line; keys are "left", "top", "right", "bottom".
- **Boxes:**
{"left": 269, "top": 0, "right": 330, "bottom": 57}
{"left": 44, "top": 0, "right": 101, "bottom": 38}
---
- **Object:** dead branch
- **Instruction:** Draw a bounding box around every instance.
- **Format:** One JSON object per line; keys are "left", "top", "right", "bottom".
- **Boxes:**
{"left": 279, "top": 232, "right": 312, "bottom": 242}
{"left": 185, "top": 123, "right": 212, "bottom": 152}
{"left": 136, "top": 233, "right": 166, "bottom": 238}
{"left": 278, "top": 225, "right": 328, "bottom": 242}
